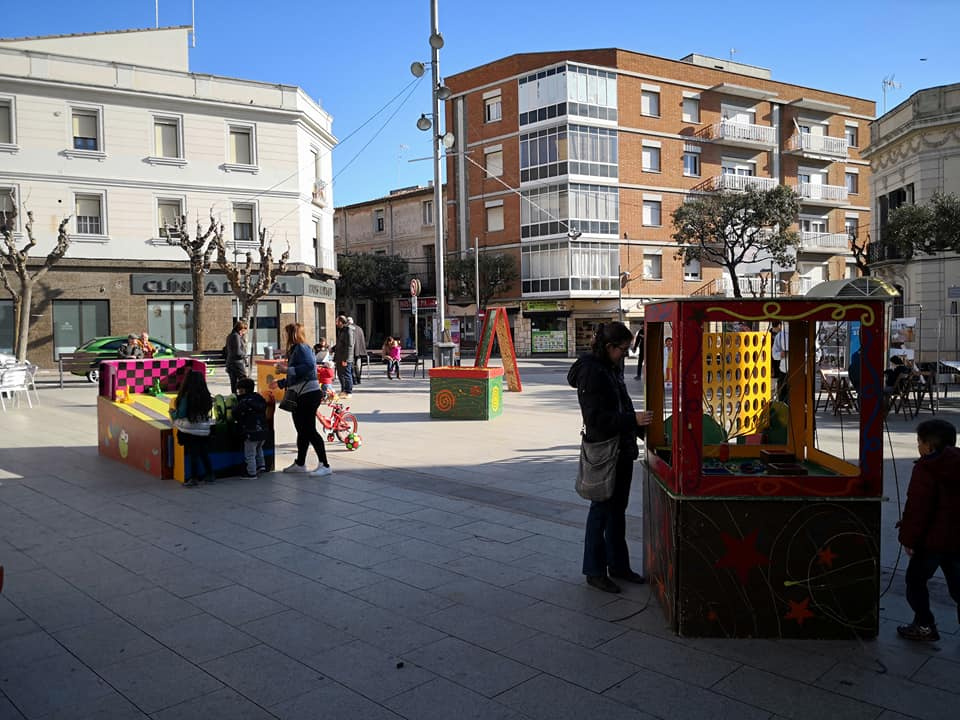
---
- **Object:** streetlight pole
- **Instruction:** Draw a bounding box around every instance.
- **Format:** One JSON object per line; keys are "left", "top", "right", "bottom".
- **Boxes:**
{"left": 473, "top": 236, "right": 480, "bottom": 345}
{"left": 429, "top": 0, "right": 446, "bottom": 360}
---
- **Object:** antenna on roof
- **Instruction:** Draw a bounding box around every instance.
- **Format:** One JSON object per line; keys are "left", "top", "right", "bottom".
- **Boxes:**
{"left": 881, "top": 74, "right": 901, "bottom": 114}
{"left": 729, "top": 48, "right": 737, "bottom": 61}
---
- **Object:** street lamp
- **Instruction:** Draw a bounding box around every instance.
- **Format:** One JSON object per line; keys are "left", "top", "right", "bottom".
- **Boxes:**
{"left": 411, "top": 0, "right": 455, "bottom": 364}
{"left": 467, "top": 236, "right": 480, "bottom": 345}
{"left": 618, "top": 266, "right": 631, "bottom": 323}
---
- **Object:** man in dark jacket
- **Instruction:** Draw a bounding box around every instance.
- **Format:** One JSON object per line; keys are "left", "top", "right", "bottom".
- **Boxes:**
{"left": 118, "top": 334, "right": 144, "bottom": 359}
{"left": 333, "top": 315, "right": 354, "bottom": 397}
{"left": 348, "top": 317, "right": 367, "bottom": 385}
{"left": 897, "top": 419, "right": 960, "bottom": 641}
{"left": 225, "top": 320, "right": 249, "bottom": 395}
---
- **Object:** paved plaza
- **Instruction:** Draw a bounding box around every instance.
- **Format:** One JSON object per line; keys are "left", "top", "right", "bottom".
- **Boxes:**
{"left": 0, "top": 360, "right": 958, "bottom": 719}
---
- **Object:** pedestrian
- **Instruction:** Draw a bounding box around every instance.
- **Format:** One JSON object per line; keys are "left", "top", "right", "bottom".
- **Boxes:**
{"left": 632, "top": 327, "right": 645, "bottom": 380}
{"left": 349, "top": 317, "right": 367, "bottom": 385}
{"left": 848, "top": 347, "right": 862, "bottom": 392}
{"left": 138, "top": 331, "right": 156, "bottom": 359}
{"left": 314, "top": 339, "right": 332, "bottom": 365}
{"left": 333, "top": 315, "right": 354, "bottom": 398}
{"left": 234, "top": 377, "right": 267, "bottom": 478}
{"left": 896, "top": 419, "right": 960, "bottom": 641}
{"left": 663, "top": 336, "right": 674, "bottom": 388}
{"left": 567, "top": 321, "right": 653, "bottom": 594}
{"left": 118, "top": 333, "right": 144, "bottom": 359}
{"left": 169, "top": 369, "right": 214, "bottom": 487}
{"left": 772, "top": 323, "right": 789, "bottom": 402}
{"left": 225, "top": 320, "right": 249, "bottom": 395}
{"left": 270, "top": 322, "right": 331, "bottom": 477}
{"left": 769, "top": 321, "right": 784, "bottom": 383}
{"left": 318, "top": 360, "right": 336, "bottom": 399}
{"left": 384, "top": 336, "right": 402, "bottom": 379}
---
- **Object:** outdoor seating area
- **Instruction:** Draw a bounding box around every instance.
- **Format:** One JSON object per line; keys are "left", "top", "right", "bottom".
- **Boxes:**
{"left": 0, "top": 353, "right": 40, "bottom": 411}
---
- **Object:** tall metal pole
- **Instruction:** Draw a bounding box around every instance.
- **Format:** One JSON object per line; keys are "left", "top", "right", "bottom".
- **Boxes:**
{"left": 430, "top": 0, "right": 446, "bottom": 359}
{"left": 618, "top": 264, "right": 624, "bottom": 323}
{"left": 474, "top": 235, "right": 480, "bottom": 345}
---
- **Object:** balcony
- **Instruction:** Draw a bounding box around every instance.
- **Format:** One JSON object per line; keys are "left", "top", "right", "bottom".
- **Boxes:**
{"left": 712, "top": 174, "right": 779, "bottom": 193}
{"left": 798, "top": 231, "right": 850, "bottom": 253}
{"left": 867, "top": 242, "right": 909, "bottom": 264}
{"left": 793, "top": 182, "right": 848, "bottom": 205}
{"left": 785, "top": 133, "right": 848, "bottom": 159}
{"left": 704, "top": 120, "right": 777, "bottom": 148}
{"left": 715, "top": 275, "right": 770, "bottom": 297}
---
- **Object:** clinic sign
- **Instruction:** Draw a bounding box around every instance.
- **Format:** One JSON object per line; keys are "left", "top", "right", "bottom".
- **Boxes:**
{"left": 131, "top": 274, "right": 335, "bottom": 299}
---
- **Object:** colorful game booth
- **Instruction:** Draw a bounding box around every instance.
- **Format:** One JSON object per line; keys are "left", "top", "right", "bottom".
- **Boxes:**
{"left": 97, "top": 357, "right": 275, "bottom": 483}
{"left": 642, "top": 298, "right": 887, "bottom": 639}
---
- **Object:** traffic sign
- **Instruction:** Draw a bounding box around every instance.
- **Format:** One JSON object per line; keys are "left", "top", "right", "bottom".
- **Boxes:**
{"left": 410, "top": 278, "right": 421, "bottom": 297}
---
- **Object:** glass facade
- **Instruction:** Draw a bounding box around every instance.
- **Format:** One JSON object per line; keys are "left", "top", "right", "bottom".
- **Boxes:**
{"left": 147, "top": 300, "right": 194, "bottom": 351}
{"left": 568, "top": 183, "right": 618, "bottom": 236}
{"left": 521, "top": 240, "right": 619, "bottom": 294}
{"left": 52, "top": 300, "right": 109, "bottom": 359}
{"left": 518, "top": 63, "right": 617, "bottom": 126}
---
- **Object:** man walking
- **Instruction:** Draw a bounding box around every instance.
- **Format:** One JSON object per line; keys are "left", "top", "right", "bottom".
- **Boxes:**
{"left": 333, "top": 315, "right": 354, "bottom": 398}
{"left": 348, "top": 316, "right": 367, "bottom": 386}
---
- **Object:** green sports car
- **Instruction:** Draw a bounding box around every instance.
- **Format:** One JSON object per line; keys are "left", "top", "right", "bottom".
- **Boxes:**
{"left": 72, "top": 336, "right": 177, "bottom": 383}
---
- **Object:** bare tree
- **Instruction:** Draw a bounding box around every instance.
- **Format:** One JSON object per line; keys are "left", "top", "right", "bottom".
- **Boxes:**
{"left": 164, "top": 214, "right": 220, "bottom": 350}
{"left": 212, "top": 224, "right": 289, "bottom": 362}
{"left": 0, "top": 205, "right": 71, "bottom": 361}
{"left": 850, "top": 230, "right": 871, "bottom": 276}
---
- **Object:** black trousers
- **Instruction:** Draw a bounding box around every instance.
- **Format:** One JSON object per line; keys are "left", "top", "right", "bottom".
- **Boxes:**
{"left": 291, "top": 389, "right": 328, "bottom": 467}
{"left": 905, "top": 550, "right": 960, "bottom": 627}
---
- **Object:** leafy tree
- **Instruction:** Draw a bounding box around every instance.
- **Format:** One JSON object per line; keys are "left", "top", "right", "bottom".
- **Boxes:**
{"left": 336, "top": 253, "right": 409, "bottom": 306}
{"left": 884, "top": 192, "right": 960, "bottom": 257}
{"left": 164, "top": 215, "right": 220, "bottom": 349}
{"left": 0, "top": 203, "right": 71, "bottom": 361}
{"left": 445, "top": 251, "right": 519, "bottom": 309}
{"left": 671, "top": 185, "right": 800, "bottom": 298}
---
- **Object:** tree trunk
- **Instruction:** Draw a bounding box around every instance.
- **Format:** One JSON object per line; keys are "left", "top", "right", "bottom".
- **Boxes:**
{"left": 192, "top": 264, "right": 205, "bottom": 351}
{"left": 727, "top": 265, "right": 743, "bottom": 299}
{"left": 15, "top": 282, "right": 32, "bottom": 361}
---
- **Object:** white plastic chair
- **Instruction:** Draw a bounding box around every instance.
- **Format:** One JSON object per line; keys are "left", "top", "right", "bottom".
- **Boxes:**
{"left": 0, "top": 365, "right": 32, "bottom": 410}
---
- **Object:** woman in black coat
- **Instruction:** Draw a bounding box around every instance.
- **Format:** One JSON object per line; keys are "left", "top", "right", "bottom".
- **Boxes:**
{"left": 568, "top": 322, "right": 652, "bottom": 594}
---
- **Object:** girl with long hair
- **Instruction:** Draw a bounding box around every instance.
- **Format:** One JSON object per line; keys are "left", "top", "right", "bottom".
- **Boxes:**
{"left": 170, "top": 368, "right": 215, "bottom": 487}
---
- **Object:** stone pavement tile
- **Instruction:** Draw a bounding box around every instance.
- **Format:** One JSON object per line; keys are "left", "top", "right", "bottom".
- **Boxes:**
{"left": 99, "top": 648, "right": 223, "bottom": 715}
{"left": 816, "top": 661, "right": 960, "bottom": 719}
{"left": 510, "top": 601, "right": 626, "bottom": 649}
{"left": 341, "top": 508, "right": 407, "bottom": 529}
{"left": 380, "top": 537, "right": 467, "bottom": 566}
{"left": 214, "top": 559, "right": 314, "bottom": 596}
{"left": 502, "top": 632, "right": 638, "bottom": 693}
{"left": 442, "top": 555, "right": 536, "bottom": 588}
{"left": 684, "top": 637, "right": 838, "bottom": 684}
{"left": 403, "top": 507, "right": 475, "bottom": 529}
{"left": 53, "top": 616, "right": 164, "bottom": 669}
{"left": 35, "top": 553, "right": 156, "bottom": 602}
{"left": 307, "top": 639, "right": 436, "bottom": 702}
{"left": 421, "top": 604, "right": 541, "bottom": 653}
{"left": 496, "top": 674, "right": 652, "bottom": 720}
{"left": 0, "top": 549, "right": 38, "bottom": 574}
{"left": 1, "top": 567, "right": 75, "bottom": 603}
{"left": 598, "top": 630, "right": 740, "bottom": 688}
{"left": 160, "top": 537, "right": 253, "bottom": 573}
{"left": 344, "top": 606, "right": 448, "bottom": 655}
{"left": 307, "top": 536, "right": 400, "bottom": 569}
{"left": 404, "top": 636, "right": 540, "bottom": 698}
{"left": 713, "top": 667, "right": 880, "bottom": 720}
{"left": 454, "top": 520, "right": 534, "bottom": 544}
{"left": 240, "top": 610, "right": 353, "bottom": 661}
{"left": 508, "top": 517, "right": 584, "bottom": 544}
{"left": 252, "top": 543, "right": 382, "bottom": 591}
{"left": 270, "top": 517, "right": 358, "bottom": 545}
{"left": 0, "top": 693, "right": 24, "bottom": 720}
{"left": 150, "top": 612, "right": 260, "bottom": 663}
{"left": 186, "top": 584, "right": 285, "bottom": 626}
{"left": 311, "top": 481, "right": 381, "bottom": 505}
{"left": 0, "top": 652, "right": 114, "bottom": 718}
{"left": 506, "top": 575, "right": 620, "bottom": 613}
{"left": 210, "top": 507, "right": 302, "bottom": 534}
{"left": 508, "top": 551, "right": 580, "bottom": 580}
{"left": 875, "top": 712, "right": 923, "bottom": 720}
{"left": 351, "top": 578, "right": 456, "bottom": 618}
{"left": 370, "top": 557, "right": 466, "bottom": 590}
{"left": 19, "top": 589, "right": 116, "bottom": 632}
{"left": 104, "top": 587, "right": 205, "bottom": 634}
{"left": 0, "top": 630, "right": 65, "bottom": 666}
{"left": 0, "top": 597, "right": 39, "bottom": 643}
{"left": 197, "top": 524, "right": 280, "bottom": 552}
{"left": 270, "top": 681, "right": 405, "bottom": 720}
{"left": 329, "top": 523, "right": 401, "bottom": 548}
{"left": 432, "top": 577, "right": 540, "bottom": 616}
{"left": 451, "top": 536, "right": 537, "bottom": 564}
{"left": 911, "top": 656, "right": 960, "bottom": 694}
{"left": 136, "top": 558, "right": 235, "bottom": 600}
{"left": 32, "top": 691, "right": 147, "bottom": 720}
{"left": 509, "top": 533, "right": 583, "bottom": 561}
{"left": 359, "top": 496, "right": 426, "bottom": 515}
{"left": 793, "top": 619, "right": 934, "bottom": 679}
{"left": 382, "top": 520, "right": 473, "bottom": 547}
{"left": 151, "top": 688, "right": 275, "bottom": 720}
{"left": 386, "top": 677, "right": 530, "bottom": 720}
{"left": 605, "top": 666, "right": 770, "bottom": 720}
{"left": 201, "top": 644, "right": 324, "bottom": 708}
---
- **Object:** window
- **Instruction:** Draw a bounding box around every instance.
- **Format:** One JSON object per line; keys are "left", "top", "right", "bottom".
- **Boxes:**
{"left": 568, "top": 183, "right": 619, "bottom": 236}
{"left": 52, "top": 300, "right": 110, "bottom": 359}
{"left": 374, "top": 209, "right": 385, "bottom": 233}
{"left": 642, "top": 145, "right": 661, "bottom": 172}
{"left": 233, "top": 204, "right": 255, "bottom": 244}
{"left": 244, "top": 301, "right": 279, "bottom": 356}
{"left": 75, "top": 194, "right": 103, "bottom": 235}
{"left": 485, "top": 93, "right": 502, "bottom": 123}
{"left": 72, "top": 109, "right": 100, "bottom": 151}
{"left": 422, "top": 200, "right": 434, "bottom": 226}
{"left": 486, "top": 203, "right": 504, "bottom": 232}
{"left": 567, "top": 124, "right": 618, "bottom": 178}
{"left": 313, "top": 218, "right": 321, "bottom": 265}
{"left": 0, "top": 98, "right": 13, "bottom": 146}
{"left": 845, "top": 172, "right": 858, "bottom": 194}
{"left": 423, "top": 243, "right": 435, "bottom": 289}
{"left": 0, "top": 299, "right": 13, "bottom": 354}
{"left": 158, "top": 199, "right": 182, "bottom": 238}
{"left": 147, "top": 300, "right": 193, "bottom": 351}
{"left": 642, "top": 200, "right": 662, "bottom": 227}
{"left": 683, "top": 152, "right": 701, "bottom": 177}
{"left": 643, "top": 253, "right": 662, "bottom": 280}
{"left": 0, "top": 186, "right": 17, "bottom": 232}
{"left": 314, "top": 302, "right": 328, "bottom": 349}
{"left": 485, "top": 147, "right": 503, "bottom": 178}
{"left": 153, "top": 117, "right": 181, "bottom": 159}
{"left": 845, "top": 217, "right": 859, "bottom": 241}
{"left": 228, "top": 124, "right": 254, "bottom": 166}
{"left": 845, "top": 125, "right": 858, "bottom": 148}
{"left": 521, "top": 183, "right": 569, "bottom": 238}
{"left": 641, "top": 90, "right": 660, "bottom": 117}
{"left": 684, "top": 257, "right": 701, "bottom": 281}
{"left": 682, "top": 97, "right": 700, "bottom": 123}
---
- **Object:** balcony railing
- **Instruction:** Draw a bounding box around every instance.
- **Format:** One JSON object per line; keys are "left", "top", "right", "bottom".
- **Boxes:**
{"left": 787, "top": 277, "right": 816, "bottom": 295}
{"left": 716, "top": 275, "right": 769, "bottom": 297}
{"left": 799, "top": 231, "right": 850, "bottom": 251}
{"left": 706, "top": 120, "right": 777, "bottom": 146}
{"left": 786, "top": 133, "right": 848, "bottom": 157}
{"left": 712, "top": 174, "right": 779, "bottom": 192}
{"left": 794, "top": 182, "right": 848, "bottom": 204}
{"left": 867, "top": 242, "right": 909, "bottom": 264}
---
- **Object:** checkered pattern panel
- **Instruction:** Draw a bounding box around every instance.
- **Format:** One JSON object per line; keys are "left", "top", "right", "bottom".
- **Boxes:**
{"left": 100, "top": 358, "right": 205, "bottom": 399}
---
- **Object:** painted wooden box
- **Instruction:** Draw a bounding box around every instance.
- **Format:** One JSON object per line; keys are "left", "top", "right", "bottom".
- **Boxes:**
{"left": 429, "top": 366, "right": 504, "bottom": 420}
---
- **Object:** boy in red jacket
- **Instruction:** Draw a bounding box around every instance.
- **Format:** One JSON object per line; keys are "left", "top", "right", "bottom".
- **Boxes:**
{"left": 897, "top": 418, "right": 960, "bottom": 641}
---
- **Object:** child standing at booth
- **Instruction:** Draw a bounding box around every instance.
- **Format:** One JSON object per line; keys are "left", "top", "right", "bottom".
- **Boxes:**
{"left": 234, "top": 377, "right": 267, "bottom": 478}
{"left": 170, "top": 369, "right": 214, "bottom": 488}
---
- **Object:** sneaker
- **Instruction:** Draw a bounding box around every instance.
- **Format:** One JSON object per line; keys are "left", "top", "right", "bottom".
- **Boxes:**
{"left": 257, "top": 467, "right": 267, "bottom": 475}
{"left": 241, "top": 471, "right": 258, "bottom": 479}
{"left": 183, "top": 478, "right": 199, "bottom": 487}
{"left": 586, "top": 575, "right": 621, "bottom": 594}
{"left": 610, "top": 569, "right": 647, "bottom": 584}
{"left": 310, "top": 465, "right": 333, "bottom": 477}
{"left": 897, "top": 622, "right": 940, "bottom": 641}
{"left": 283, "top": 462, "right": 310, "bottom": 474}
{"left": 340, "top": 393, "right": 352, "bottom": 399}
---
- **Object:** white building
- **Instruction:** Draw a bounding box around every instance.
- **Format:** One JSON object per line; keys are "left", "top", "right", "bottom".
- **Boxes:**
{"left": 0, "top": 26, "right": 337, "bottom": 364}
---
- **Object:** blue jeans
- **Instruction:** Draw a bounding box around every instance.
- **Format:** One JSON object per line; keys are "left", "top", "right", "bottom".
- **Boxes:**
{"left": 338, "top": 362, "right": 354, "bottom": 394}
{"left": 243, "top": 438, "right": 264, "bottom": 475}
{"left": 582, "top": 449, "right": 634, "bottom": 577}
{"left": 905, "top": 550, "right": 960, "bottom": 626}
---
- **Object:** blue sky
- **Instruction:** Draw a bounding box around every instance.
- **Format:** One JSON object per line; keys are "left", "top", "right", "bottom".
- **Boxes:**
{"left": 5, "top": 1, "right": 959, "bottom": 206}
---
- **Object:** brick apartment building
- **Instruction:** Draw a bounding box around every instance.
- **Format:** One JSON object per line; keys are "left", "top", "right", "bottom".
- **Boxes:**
{"left": 443, "top": 50, "right": 875, "bottom": 356}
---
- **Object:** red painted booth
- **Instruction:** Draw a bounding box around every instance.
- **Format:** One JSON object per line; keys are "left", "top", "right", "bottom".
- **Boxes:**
{"left": 642, "top": 298, "right": 887, "bottom": 638}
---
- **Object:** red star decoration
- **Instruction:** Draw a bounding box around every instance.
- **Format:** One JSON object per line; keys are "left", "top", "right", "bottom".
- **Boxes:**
{"left": 784, "top": 597, "right": 815, "bottom": 626}
{"left": 817, "top": 546, "right": 838, "bottom": 568}
{"left": 715, "top": 529, "right": 768, "bottom": 584}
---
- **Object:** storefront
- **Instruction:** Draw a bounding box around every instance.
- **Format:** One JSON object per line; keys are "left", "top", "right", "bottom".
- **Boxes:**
{"left": 522, "top": 300, "right": 571, "bottom": 355}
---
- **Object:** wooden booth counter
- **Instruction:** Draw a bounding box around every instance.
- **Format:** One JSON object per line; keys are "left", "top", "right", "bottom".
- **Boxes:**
{"left": 429, "top": 366, "right": 504, "bottom": 420}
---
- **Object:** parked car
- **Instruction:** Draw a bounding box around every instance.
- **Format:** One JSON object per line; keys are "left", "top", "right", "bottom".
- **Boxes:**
{"left": 71, "top": 336, "right": 177, "bottom": 383}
